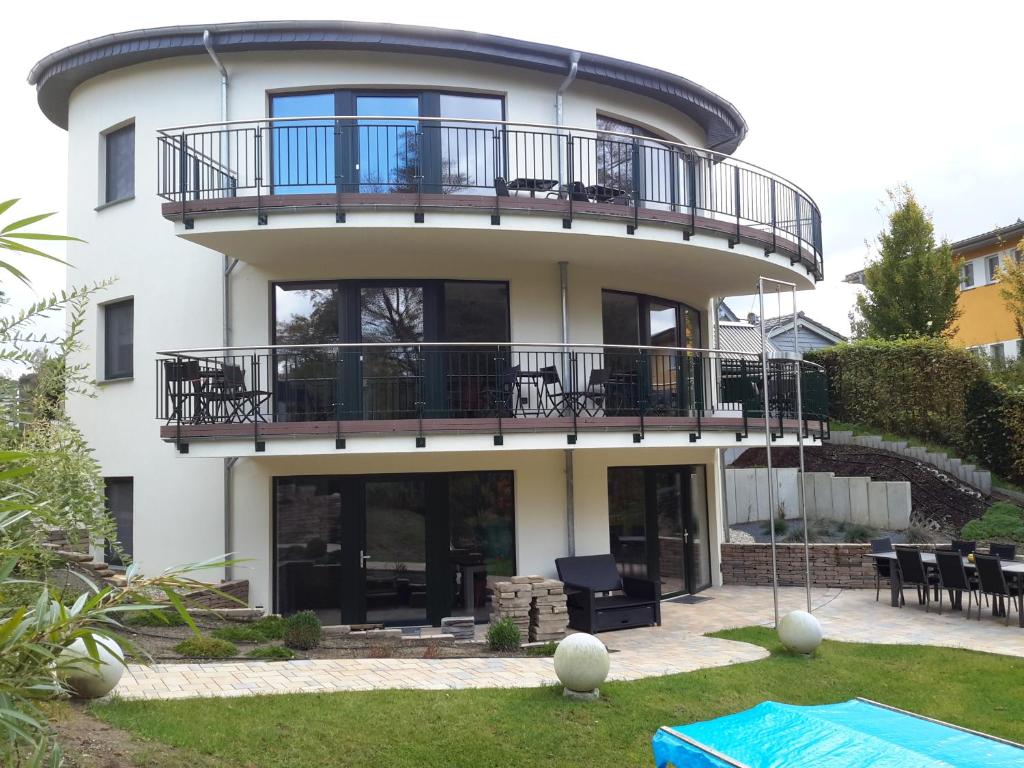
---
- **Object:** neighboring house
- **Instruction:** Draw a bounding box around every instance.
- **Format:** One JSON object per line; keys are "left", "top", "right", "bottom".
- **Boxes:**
{"left": 29, "top": 21, "right": 825, "bottom": 626}
{"left": 951, "top": 220, "right": 1024, "bottom": 361}
{"left": 717, "top": 320, "right": 778, "bottom": 356}
{"left": 763, "top": 312, "right": 847, "bottom": 355}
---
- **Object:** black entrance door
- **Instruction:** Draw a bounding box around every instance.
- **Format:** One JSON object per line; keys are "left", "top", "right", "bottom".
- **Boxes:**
{"left": 607, "top": 465, "right": 711, "bottom": 597}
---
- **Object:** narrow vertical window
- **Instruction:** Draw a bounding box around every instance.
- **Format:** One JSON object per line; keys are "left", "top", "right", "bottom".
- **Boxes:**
{"left": 104, "top": 123, "right": 135, "bottom": 203}
{"left": 960, "top": 262, "right": 974, "bottom": 289}
{"left": 104, "top": 478, "right": 133, "bottom": 567}
{"left": 103, "top": 299, "right": 134, "bottom": 379}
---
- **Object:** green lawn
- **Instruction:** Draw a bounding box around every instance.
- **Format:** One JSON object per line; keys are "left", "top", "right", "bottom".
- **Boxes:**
{"left": 90, "top": 628, "right": 1024, "bottom": 768}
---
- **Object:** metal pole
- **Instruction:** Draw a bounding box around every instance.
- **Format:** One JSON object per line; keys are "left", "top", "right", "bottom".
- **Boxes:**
{"left": 758, "top": 278, "right": 780, "bottom": 628}
{"left": 792, "top": 288, "right": 811, "bottom": 612}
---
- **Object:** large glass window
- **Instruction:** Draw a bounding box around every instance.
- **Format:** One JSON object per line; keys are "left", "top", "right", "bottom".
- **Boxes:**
{"left": 360, "top": 286, "right": 425, "bottom": 419}
{"left": 356, "top": 95, "right": 420, "bottom": 193}
{"left": 104, "top": 123, "right": 135, "bottom": 203}
{"left": 596, "top": 115, "right": 674, "bottom": 210}
{"left": 274, "top": 285, "right": 340, "bottom": 421}
{"left": 448, "top": 471, "right": 516, "bottom": 620}
{"left": 271, "top": 93, "right": 336, "bottom": 194}
{"left": 104, "top": 478, "right": 133, "bottom": 567}
{"left": 275, "top": 477, "right": 345, "bottom": 625}
{"left": 274, "top": 471, "right": 516, "bottom": 625}
{"left": 103, "top": 299, "right": 134, "bottom": 380}
{"left": 607, "top": 465, "right": 710, "bottom": 597}
{"left": 439, "top": 94, "right": 503, "bottom": 194}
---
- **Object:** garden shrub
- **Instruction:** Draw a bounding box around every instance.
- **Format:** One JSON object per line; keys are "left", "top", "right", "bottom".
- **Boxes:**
{"left": 121, "top": 609, "right": 188, "bottom": 627}
{"left": 840, "top": 522, "right": 880, "bottom": 543}
{"left": 252, "top": 615, "right": 286, "bottom": 640}
{"left": 245, "top": 645, "right": 296, "bottom": 661}
{"left": 174, "top": 636, "right": 238, "bottom": 659}
{"left": 283, "top": 610, "right": 322, "bottom": 650}
{"left": 961, "top": 502, "right": 1024, "bottom": 543}
{"left": 486, "top": 618, "right": 521, "bottom": 652}
{"left": 808, "top": 338, "right": 986, "bottom": 449}
{"left": 212, "top": 625, "right": 267, "bottom": 644}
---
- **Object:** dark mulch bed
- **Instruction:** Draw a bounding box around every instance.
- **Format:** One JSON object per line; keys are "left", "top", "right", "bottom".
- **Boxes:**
{"left": 731, "top": 443, "right": 988, "bottom": 532}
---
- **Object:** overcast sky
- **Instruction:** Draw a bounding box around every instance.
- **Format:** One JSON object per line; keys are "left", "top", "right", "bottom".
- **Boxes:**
{"left": 2, "top": 0, "right": 1022, "bottom": 344}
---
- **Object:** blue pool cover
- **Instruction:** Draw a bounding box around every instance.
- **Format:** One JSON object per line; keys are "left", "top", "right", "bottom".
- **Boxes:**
{"left": 652, "top": 699, "right": 1024, "bottom": 768}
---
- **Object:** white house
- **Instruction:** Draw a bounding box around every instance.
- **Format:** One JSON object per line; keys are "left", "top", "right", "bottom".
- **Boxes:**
{"left": 29, "top": 20, "right": 826, "bottom": 626}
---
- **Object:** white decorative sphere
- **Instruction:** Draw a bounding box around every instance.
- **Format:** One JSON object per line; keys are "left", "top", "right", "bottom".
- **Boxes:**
{"left": 553, "top": 633, "right": 610, "bottom": 693}
{"left": 61, "top": 634, "right": 125, "bottom": 699}
{"left": 778, "top": 610, "right": 823, "bottom": 654}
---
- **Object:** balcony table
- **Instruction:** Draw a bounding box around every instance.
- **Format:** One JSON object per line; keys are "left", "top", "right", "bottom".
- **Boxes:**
{"left": 866, "top": 550, "right": 1024, "bottom": 626}
{"left": 513, "top": 370, "right": 546, "bottom": 416}
{"left": 507, "top": 178, "right": 559, "bottom": 198}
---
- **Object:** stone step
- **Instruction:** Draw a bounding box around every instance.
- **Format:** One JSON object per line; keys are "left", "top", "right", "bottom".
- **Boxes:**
{"left": 56, "top": 550, "right": 93, "bottom": 563}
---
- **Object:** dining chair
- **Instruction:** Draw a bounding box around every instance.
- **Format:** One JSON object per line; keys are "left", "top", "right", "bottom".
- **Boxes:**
{"left": 934, "top": 550, "right": 978, "bottom": 618}
{"left": 973, "top": 554, "right": 1022, "bottom": 625}
{"left": 951, "top": 540, "right": 977, "bottom": 556}
{"left": 163, "top": 359, "right": 203, "bottom": 424}
{"left": 869, "top": 538, "right": 893, "bottom": 602}
{"left": 895, "top": 549, "right": 938, "bottom": 610}
{"left": 989, "top": 543, "right": 1017, "bottom": 561}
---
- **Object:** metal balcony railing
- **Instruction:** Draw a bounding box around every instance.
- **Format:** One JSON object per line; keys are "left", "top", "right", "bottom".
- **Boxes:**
{"left": 156, "top": 117, "right": 823, "bottom": 280}
{"left": 155, "top": 342, "right": 829, "bottom": 448}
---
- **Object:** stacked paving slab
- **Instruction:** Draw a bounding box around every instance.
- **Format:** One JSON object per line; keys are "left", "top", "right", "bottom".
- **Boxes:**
{"left": 440, "top": 616, "right": 475, "bottom": 641}
{"left": 492, "top": 575, "right": 568, "bottom": 643}
{"left": 528, "top": 578, "right": 568, "bottom": 642}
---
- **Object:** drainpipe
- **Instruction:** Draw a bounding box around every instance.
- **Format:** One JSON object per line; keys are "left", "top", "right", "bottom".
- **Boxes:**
{"left": 559, "top": 261, "right": 575, "bottom": 556}
{"left": 554, "top": 52, "right": 580, "bottom": 187}
{"left": 204, "top": 30, "right": 237, "bottom": 582}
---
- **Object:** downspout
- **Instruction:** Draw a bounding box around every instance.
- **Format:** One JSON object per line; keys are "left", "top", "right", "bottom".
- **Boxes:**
{"left": 559, "top": 261, "right": 575, "bottom": 556}
{"left": 204, "top": 30, "right": 237, "bottom": 581}
{"left": 554, "top": 52, "right": 580, "bottom": 188}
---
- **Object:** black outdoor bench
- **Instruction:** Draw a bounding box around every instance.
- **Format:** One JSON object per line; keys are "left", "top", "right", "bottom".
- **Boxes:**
{"left": 555, "top": 554, "right": 661, "bottom": 634}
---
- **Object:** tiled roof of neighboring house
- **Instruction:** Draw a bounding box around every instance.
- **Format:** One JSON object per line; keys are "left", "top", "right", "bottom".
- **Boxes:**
{"left": 762, "top": 312, "right": 847, "bottom": 344}
{"left": 718, "top": 321, "right": 777, "bottom": 356}
{"left": 950, "top": 220, "right": 1024, "bottom": 254}
{"left": 27, "top": 21, "right": 748, "bottom": 152}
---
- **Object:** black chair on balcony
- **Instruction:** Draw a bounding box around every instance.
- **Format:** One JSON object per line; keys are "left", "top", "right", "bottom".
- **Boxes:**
{"left": 869, "top": 537, "right": 893, "bottom": 602}
{"left": 934, "top": 550, "right": 978, "bottom": 617}
{"left": 494, "top": 177, "right": 510, "bottom": 197}
{"left": 974, "top": 554, "right": 1022, "bottom": 625}
{"left": 538, "top": 365, "right": 608, "bottom": 417}
{"left": 163, "top": 360, "right": 205, "bottom": 424}
{"left": 482, "top": 364, "right": 520, "bottom": 418}
{"left": 555, "top": 554, "right": 660, "bottom": 634}
{"left": 203, "top": 364, "right": 272, "bottom": 423}
{"left": 895, "top": 548, "right": 938, "bottom": 610}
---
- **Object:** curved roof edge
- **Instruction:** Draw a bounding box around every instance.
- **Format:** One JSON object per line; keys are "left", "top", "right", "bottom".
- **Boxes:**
{"left": 27, "top": 20, "right": 748, "bottom": 153}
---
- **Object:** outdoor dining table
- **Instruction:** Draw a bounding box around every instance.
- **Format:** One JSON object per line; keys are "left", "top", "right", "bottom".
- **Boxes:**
{"left": 867, "top": 550, "right": 1024, "bottom": 627}
{"left": 507, "top": 178, "right": 559, "bottom": 198}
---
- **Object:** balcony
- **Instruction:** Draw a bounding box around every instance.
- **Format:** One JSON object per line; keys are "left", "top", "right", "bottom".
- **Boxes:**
{"left": 157, "top": 117, "right": 823, "bottom": 281}
{"left": 156, "top": 342, "right": 829, "bottom": 454}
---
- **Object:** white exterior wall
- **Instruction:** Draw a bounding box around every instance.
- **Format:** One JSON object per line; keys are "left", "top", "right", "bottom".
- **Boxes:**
{"left": 62, "top": 48, "right": 792, "bottom": 603}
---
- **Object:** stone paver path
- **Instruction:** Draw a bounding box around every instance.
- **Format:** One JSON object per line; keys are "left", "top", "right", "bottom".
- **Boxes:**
{"left": 113, "top": 586, "right": 1024, "bottom": 700}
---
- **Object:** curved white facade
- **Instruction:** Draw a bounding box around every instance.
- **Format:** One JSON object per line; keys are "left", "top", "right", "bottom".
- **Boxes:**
{"left": 42, "top": 25, "right": 824, "bottom": 620}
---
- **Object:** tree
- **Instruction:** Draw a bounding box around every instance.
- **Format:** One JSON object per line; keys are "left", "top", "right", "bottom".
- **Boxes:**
{"left": 997, "top": 236, "right": 1024, "bottom": 341}
{"left": 851, "top": 186, "right": 961, "bottom": 339}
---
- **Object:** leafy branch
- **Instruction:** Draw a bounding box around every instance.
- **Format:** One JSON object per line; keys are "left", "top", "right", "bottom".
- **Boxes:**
{"left": 0, "top": 199, "right": 80, "bottom": 287}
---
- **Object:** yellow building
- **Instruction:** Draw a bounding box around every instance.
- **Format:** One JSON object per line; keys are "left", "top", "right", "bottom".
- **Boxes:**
{"left": 952, "top": 220, "right": 1024, "bottom": 360}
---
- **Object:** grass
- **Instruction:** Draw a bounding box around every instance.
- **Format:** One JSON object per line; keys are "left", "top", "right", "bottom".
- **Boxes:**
{"left": 90, "top": 628, "right": 1024, "bottom": 768}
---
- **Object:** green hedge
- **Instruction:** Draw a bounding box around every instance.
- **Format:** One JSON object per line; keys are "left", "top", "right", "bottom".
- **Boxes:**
{"left": 808, "top": 338, "right": 987, "bottom": 448}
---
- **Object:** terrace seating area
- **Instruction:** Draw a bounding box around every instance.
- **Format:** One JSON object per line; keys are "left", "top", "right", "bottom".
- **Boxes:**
{"left": 868, "top": 540, "right": 1023, "bottom": 627}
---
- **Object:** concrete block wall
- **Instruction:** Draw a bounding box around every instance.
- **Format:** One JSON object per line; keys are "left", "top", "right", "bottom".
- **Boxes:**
{"left": 828, "top": 431, "right": 992, "bottom": 495}
{"left": 724, "top": 468, "right": 911, "bottom": 529}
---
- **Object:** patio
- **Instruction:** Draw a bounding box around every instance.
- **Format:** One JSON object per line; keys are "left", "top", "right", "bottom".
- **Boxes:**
{"left": 112, "top": 586, "right": 1024, "bottom": 700}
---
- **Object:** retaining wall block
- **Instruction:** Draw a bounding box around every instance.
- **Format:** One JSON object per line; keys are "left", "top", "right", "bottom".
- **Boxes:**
{"left": 885, "top": 482, "right": 911, "bottom": 529}
{"left": 867, "top": 481, "right": 889, "bottom": 529}
{"left": 812, "top": 473, "right": 836, "bottom": 517}
{"left": 848, "top": 476, "right": 871, "bottom": 525}
{"left": 830, "top": 476, "right": 853, "bottom": 522}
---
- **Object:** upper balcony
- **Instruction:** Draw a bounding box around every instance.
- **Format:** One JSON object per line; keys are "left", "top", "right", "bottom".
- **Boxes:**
{"left": 156, "top": 342, "right": 829, "bottom": 458}
{"left": 156, "top": 116, "right": 823, "bottom": 283}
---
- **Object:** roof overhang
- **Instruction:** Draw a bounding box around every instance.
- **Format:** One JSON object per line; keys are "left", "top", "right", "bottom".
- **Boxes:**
{"left": 27, "top": 20, "right": 748, "bottom": 153}
{"left": 950, "top": 220, "right": 1024, "bottom": 255}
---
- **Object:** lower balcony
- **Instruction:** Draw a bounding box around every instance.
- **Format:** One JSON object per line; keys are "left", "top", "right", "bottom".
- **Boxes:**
{"left": 156, "top": 343, "right": 829, "bottom": 455}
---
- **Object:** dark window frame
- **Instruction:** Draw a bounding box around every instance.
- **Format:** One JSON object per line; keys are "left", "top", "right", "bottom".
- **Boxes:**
{"left": 103, "top": 122, "right": 135, "bottom": 204}
{"left": 102, "top": 298, "right": 134, "bottom": 380}
{"left": 600, "top": 288, "right": 702, "bottom": 348}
